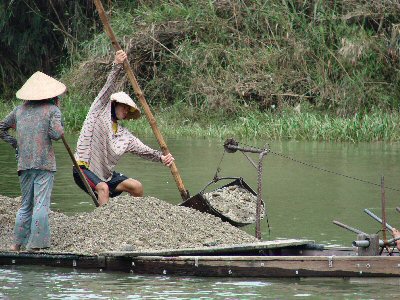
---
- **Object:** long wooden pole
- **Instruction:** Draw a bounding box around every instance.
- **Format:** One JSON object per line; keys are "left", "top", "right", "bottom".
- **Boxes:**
{"left": 93, "top": 0, "right": 189, "bottom": 201}
{"left": 61, "top": 136, "right": 99, "bottom": 207}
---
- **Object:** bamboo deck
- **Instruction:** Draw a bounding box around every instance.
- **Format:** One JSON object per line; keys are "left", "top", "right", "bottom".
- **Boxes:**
{"left": 1, "top": 239, "right": 399, "bottom": 278}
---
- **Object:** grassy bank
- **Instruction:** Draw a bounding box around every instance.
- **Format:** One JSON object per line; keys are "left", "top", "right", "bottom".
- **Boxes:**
{"left": 1, "top": 97, "right": 398, "bottom": 142}
{"left": 59, "top": 0, "right": 399, "bottom": 143}
{"left": 131, "top": 107, "right": 400, "bottom": 142}
{"left": 96, "top": 104, "right": 400, "bottom": 142}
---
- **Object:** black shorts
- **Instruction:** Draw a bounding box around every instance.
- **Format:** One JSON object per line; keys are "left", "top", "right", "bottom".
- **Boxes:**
{"left": 73, "top": 166, "right": 129, "bottom": 198}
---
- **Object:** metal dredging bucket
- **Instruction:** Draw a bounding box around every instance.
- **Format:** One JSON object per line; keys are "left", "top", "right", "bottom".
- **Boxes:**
{"left": 180, "top": 177, "right": 264, "bottom": 227}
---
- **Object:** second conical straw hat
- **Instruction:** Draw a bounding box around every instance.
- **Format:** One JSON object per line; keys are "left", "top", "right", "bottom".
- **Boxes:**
{"left": 16, "top": 71, "right": 67, "bottom": 101}
{"left": 110, "top": 91, "right": 141, "bottom": 120}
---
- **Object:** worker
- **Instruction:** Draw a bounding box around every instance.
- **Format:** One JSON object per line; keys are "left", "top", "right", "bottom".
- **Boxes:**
{"left": 0, "top": 72, "right": 65, "bottom": 250}
{"left": 73, "top": 50, "right": 174, "bottom": 206}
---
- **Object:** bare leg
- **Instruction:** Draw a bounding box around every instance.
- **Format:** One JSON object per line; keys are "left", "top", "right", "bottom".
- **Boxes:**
{"left": 115, "top": 178, "right": 143, "bottom": 197}
{"left": 95, "top": 182, "right": 110, "bottom": 206}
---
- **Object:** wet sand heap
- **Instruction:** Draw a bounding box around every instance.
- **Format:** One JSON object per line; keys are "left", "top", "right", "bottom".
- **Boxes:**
{"left": 0, "top": 195, "right": 258, "bottom": 255}
{"left": 204, "top": 185, "right": 264, "bottom": 224}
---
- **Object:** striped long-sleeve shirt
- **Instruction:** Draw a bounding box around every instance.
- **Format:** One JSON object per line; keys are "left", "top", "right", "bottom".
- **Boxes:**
{"left": 74, "top": 63, "right": 162, "bottom": 181}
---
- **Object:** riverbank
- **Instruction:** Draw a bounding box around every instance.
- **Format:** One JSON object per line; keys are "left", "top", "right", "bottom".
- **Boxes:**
{"left": 2, "top": 1, "right": 400, "bottom": 143}
{"left": 1, "top": 98, "right": 399, "bottom": 142}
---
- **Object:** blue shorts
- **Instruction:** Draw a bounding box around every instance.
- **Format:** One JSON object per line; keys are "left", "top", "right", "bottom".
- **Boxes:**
{"left": 72, "top": 166, "right": 129, "bottom": 198}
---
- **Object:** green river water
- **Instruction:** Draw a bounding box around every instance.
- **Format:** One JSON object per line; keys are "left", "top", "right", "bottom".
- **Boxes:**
{"left": 1, "top": 134, "right": 400, "bottom": 299}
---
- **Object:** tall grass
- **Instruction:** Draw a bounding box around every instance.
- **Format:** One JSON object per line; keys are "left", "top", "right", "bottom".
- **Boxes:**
{"left": 123, "top": 103, "right": 400, "bottom": 142}
{"left": 0, "top": 97, "right": 398, "bottom": 142}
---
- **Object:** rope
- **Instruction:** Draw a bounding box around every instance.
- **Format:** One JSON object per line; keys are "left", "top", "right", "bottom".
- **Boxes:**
{"left": 270, "top": 150, "right": 400, "bottom": 192}
{"left": 256, "top": 150, "right": 270, "bottom": 238}
{"left": 238, "top": 141, "right": 400, "bottom": 193}
{"left": 213, "top": 149, "right": 226, "bottom": 181}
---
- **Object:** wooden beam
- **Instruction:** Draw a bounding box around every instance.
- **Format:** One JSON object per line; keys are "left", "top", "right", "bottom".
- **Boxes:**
{"left": 120, "top": 255, "right": 400, "bottom": 277}
{"left": 103, "top": 239, "right": 315, "bottom": 257}
{"left": 1, "top": 251, "right": 400, "bottom": 277}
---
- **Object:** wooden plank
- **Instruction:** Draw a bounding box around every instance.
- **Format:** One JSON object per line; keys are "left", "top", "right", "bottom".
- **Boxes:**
{"left": 1, "top": 250, "right": 400, "bottom": 277}
{"left": 103, "top": 239, "right": 315, "bottom": 257}
{"left": 297, "top": 247, "right": 356, "bottom": 257}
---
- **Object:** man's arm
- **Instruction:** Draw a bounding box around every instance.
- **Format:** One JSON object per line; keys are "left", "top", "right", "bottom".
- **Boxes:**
{"left": 126, "top": 134, "right": 175, "bottom": 166}
{"left": 0, "top": 109, "right": 18, "bottom": 149}
{"left": 89, "top": 50, "right": 127, "bottom": 116}
{"left": 126, "top": 135, "right": 163, "bottom": 162}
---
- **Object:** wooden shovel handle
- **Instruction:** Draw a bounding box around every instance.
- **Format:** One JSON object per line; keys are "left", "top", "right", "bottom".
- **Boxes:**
{"left": 93, "top": 0, "right": 189, "bottom": 201}
{"left": 61, "top": 136, "right": 99, "bottom": 207}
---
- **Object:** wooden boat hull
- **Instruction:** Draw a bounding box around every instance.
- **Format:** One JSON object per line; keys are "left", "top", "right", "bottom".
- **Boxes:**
{"left": 121, "top": 255, "right": 400, "bottom": 278}
{"left": 0, "top": 252, "right": 399, "bottom": 277}
{"left": 1, "top": 240, "right": 399, "bottom": 278}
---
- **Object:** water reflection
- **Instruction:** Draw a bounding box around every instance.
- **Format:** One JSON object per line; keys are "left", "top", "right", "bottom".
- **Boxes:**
{"left": 1, "top": 266, "right": 400, "bottom": 299}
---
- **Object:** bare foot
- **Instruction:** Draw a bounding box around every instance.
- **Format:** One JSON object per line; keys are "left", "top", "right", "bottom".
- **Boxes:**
{"left": 10, "top": 244, "right": 21, "bottom": 251}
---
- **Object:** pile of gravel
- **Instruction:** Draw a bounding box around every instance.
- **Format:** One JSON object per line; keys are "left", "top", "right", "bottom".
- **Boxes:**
{"left": 0, "top": 195, "right": 258, "bottom": 255}
{"left": 204, "top": 185, "right": 265, "bottom": 224}
{"left": 0, "top": 196, "right": 19, "bottom": 248}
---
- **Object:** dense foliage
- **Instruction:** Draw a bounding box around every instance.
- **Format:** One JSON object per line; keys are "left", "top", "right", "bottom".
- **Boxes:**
{"left": 2, "top": 1, "right": 400, "bottom": 118}
{"left": 64, "top": 0, "right": 400, "bottom": 116}
{"left": 0, "top": 0, "right": 98, "bottom": 96}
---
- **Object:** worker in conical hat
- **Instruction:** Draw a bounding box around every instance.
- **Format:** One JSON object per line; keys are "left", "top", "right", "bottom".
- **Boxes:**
{"left": 73, "top": 50, "right": 174, "bottom": 206}
{"left": 0, "top": 72, "right": 65, "bottom": 251}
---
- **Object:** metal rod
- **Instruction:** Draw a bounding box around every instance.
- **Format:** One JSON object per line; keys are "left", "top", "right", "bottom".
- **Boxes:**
{"left": 385, "top": 235, "right": 400, "bottom": 246}
{"left": 255, "top": 149, "right": 268, "bottom": 240}
{"left": 93, "top": 0, "right": 189, "bottom": 201}
{"left": 353, "top": 236, "right": 400, "bottom": 248}
{"left": 352, "top": 240, "right": 371, "bottom": 248}
{"left": 381, "top": 176, "right": 388, "bottom": 243}
{"left": 240, "top": 151, "right": 257, "bottom": 169}
{"left": 364, "top": 208, "right": 394, "bottom": 231}
{"left": 61, "top": 136, "right": 99, "bottom": 207}
{"left": 225, "top": 144, "right": 267, "bottom": 154}
{"left": 332, "top": 220, "right": 366, "bottom": 235}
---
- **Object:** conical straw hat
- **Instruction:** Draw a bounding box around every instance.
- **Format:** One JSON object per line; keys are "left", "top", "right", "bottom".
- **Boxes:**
{"left": 110, "top": 91, "right": 141, "bottom": 120}
{"left": 16, "top": 71, "right": 67, "bottom": 100}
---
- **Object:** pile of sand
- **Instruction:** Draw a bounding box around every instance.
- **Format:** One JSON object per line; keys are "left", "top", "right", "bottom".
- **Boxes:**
{"left": 0, "top": 195, "right": 258, "bottom": 255}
